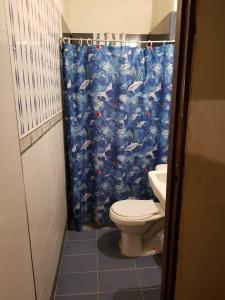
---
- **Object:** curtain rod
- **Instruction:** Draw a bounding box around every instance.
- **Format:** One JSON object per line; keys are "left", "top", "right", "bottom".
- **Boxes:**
{"left": 61, "top": 37, "right": 175, "bottom": 45}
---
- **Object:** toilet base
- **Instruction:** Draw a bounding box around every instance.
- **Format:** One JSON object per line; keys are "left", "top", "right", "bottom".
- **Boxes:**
{"left": 119, "top": 230, "right": 164, "bottom": 257}
{"left": 119, "top": 232, "right": 142, "bottom": 257}
{"left": 119, "top": 229, "right": 164, "bottom": 257}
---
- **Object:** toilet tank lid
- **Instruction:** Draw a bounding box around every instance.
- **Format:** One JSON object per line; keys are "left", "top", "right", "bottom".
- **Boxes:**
{"left": 110, "top": 199, "right": 158, "bottom": 219}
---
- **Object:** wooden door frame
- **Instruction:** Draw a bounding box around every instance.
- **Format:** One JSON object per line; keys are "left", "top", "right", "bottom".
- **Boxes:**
{"left": 161, "top": 0, "right": 196, "bottom": 299}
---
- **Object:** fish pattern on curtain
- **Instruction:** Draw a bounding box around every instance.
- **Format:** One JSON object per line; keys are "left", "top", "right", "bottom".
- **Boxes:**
{"left": 62, "top": 43, "right": 174, "bottom": 230}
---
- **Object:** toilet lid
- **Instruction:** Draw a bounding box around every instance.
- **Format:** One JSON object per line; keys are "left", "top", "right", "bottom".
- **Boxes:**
{"left": 111, "top": 199, "right": 158, "bottom": 220}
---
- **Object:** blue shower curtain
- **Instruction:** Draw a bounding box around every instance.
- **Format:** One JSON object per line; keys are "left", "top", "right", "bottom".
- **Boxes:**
{"left": 62, "top": 43, "right": 174, "bottom": 230}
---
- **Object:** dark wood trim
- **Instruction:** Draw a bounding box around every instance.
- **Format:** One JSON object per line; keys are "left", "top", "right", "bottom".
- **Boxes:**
{"left": 161, "top": 0, "right": 196, "bottom": 299}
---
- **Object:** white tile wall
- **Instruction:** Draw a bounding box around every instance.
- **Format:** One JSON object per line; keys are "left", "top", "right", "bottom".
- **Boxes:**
{"left": 3, "top": 1, "right": 67, "bottom": 299}
{"left": 0, "top": 0, "right": 36, "bottom": 298}
{"left": 22, "top": 121, "right": 67, "bottom": 300}
{"left": 4, "top": 0, "right": 62, "bottom": 138}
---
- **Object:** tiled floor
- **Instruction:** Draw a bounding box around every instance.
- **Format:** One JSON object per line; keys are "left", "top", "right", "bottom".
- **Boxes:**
{"left": 54, "top": 228, "right": 162, "bottom": 300}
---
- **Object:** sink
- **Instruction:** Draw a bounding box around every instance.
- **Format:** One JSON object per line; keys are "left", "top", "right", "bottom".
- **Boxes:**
{"left": 148, "top": 169, "right": 167, "bottom": 209}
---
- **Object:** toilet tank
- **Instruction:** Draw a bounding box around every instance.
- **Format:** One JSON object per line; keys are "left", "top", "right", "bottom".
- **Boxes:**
{"left": 155, "top": 164, "right": 168, "bottom": 171}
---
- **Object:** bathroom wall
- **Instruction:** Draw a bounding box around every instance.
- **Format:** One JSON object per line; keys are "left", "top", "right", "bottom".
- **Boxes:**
{"left": 54, "top": 0, "right": 66, "bottom": 19}
{"left": 22, "top": 121, "right": 66, "bottom": 300}
{"left": 63, "top": 0, "right": 177, "bottom": 35}
{"left": 0, "top": 0, "right": 36, "bottom": 298}
{"left": 5, "top": 0, "right": 62, "bottom": 138}
{"left": 54, "top": 0, "right": 71, "bottom": 32}
{"left": 151, "top": 0, "right": 176, "bottom": 34}
{"left": 175, "top": 1, "right": 225, "bottom": 299}
{"left": 63, "top": 0, "right": 153, "bottom": 34}
{"left": 1, "top": 0, "right": 67, "bottom": 299}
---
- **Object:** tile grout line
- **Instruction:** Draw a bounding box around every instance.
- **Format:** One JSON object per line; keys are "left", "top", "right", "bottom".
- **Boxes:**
{"left": 96, "top": 230, "right": 100, "bottom": 300}
{"left": 60, "top": 266, "right": 159, "bottom": 275}
{"left": 64, "top": 250, "right": 120, "bottom": 256}
{"left": 56, "top": 292, "right": 98, "bottom": 297}
{"left": 59, "top": 266, "right": 160, "bottom": 275}
{"left": 66, "top": 238, "right": 96, "bottom": 242}
{"left": 63, "top": 251, "right": 166, "bottom": 257}
{"left": 63, "top": 252, "right": 97, "bottom": 257}
{"left": 54, "top": 231, "right": 68, "bottom": 299}
{"left": 134, "top": 258, "right": 144, "bottom": 300}
{"left": 66, "top": 237, "right": 119, "bottom": 242}
{"left": 56, "top": 289, "right": 161, "bottom": 298}
{"left": 56, "top": 289, "right": 144, "bottom": 297}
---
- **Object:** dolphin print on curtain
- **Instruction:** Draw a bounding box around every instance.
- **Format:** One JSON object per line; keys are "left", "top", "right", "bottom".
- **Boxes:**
{"left": 62, "top": 43, "right": 174, "bottom": 230}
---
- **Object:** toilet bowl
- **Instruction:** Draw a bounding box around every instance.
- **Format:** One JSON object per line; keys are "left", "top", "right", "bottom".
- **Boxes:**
{"left": 110, "top": 198, "right": 164, "bottom": 257}
{"left": 109, "top": 164, "right": 167, "bottom": 257}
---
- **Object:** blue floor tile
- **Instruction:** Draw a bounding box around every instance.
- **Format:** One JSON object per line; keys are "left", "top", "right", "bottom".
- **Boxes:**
{"left": 138, "top": 268, "right": 161, "bottom": 289}
{"left": 143, "top": 288, "right": 161, "bottom": 300}
{"left": 60, "top": 254, "right": 97, "bottom": 273}
{"left": 97, "top": 228, "right": 121, "bottom": 240}
{"left": 55, "top": 294, "right": 98, "bottom": 300}
{"left": 99, "top": 269, "right": 139, "bottom": 292}
{"left": 64, "top": 240, "right": 96, "bottom": 255}
{"left": 97, "top": 238, "right": 120, "bottom": 253}
{"left": 54, "top": 230, "right": 162, "bottom": 298}
{"left": 98, "top": 252, "right": 135, "bottom": 270}
{"left": 67, "top": 230, "right": 96, "bottom": 241}
{"left": 99, "top": 289, "right": 142, "bottom": 300}
{"left": 135, "top": 254, "right": 162, "bottom": 268}
{"left": 56, "top": 272, "right": 97, "bottom": 295}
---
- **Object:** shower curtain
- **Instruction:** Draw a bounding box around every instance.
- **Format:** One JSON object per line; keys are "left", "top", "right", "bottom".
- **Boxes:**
{"left": 62, "top": 43, "right": 174, "bottom": 230}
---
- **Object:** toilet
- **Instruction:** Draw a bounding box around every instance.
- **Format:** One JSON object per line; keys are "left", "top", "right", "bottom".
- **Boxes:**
{"left": 110, "top": 164, "right": 167, "bottom": 257}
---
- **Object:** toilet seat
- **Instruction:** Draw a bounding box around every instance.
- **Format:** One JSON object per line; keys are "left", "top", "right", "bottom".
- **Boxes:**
{"left": 110, "top": 199, "right": 159, "bottom": 225}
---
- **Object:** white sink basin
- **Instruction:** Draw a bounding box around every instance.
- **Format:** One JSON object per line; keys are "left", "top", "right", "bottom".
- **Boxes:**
{"left": 148, "top": 169, "right": 167, "bottom": 209}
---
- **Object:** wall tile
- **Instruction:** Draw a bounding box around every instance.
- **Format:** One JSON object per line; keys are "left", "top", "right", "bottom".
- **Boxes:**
{"left": 5, "top": 0, "right": 62, "bottom": 138}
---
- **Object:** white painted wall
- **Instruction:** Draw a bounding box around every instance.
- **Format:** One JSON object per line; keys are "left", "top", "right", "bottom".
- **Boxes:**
{"left": 54, "top": 0, "right": 67, "bottom": 18}
{"left": 64, "top": 0, "right": 153, "bottom": 34}
{"left": 151, "top": 0, "right": 175, "bottom": 31}
{"left": 0, "top": 0, "right": 36, "bottom": 299}
{"left": 54, "top": 0, "right": 67, "bottom": 20}
{"left": 62, "top": 0, "right": 177, "bottom": 34}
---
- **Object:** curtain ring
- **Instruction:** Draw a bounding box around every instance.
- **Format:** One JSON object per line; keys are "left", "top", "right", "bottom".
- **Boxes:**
{"left": 63, "top": 37, "right": 70, "bottom": 44}
{"left": 123, "top": 34, "right": 126, "bottom": 46}
{"left": 163, "top": 40, "right": 166, "bottom": 46}
{"left": 138, "top": 40, "right": 141, "bottom": 49}
{"left": 146, "top": 40, "right": 152, "bottom": 50}
{"left": 87, "top": 38, "right": 92, "bottom": 46}
{"left": 79, "top": 38, "right": 83, "bottom": 46}
{"left": 122, "top": 33, "right": 126, "bottom": 44}
{"left": 96, "top": 38, "right": 100, "bottom": 49}
{"left": 112, "top": 33, "right": 115, "bottom": 46}
{"left": 119, "top": 38, "right": 122, "bottom": 46}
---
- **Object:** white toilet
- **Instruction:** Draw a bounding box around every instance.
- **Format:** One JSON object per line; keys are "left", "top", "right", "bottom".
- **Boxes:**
{"left": 110, "top": 164, "right": 167, "bottom": 257}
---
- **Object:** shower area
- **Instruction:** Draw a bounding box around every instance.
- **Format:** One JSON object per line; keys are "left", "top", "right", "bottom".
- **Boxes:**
{"left": 62, "top": 34, "right": 175, "bottom": 230}
{"left": 58, "top": 31, "right": 175, "bottom": 299}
